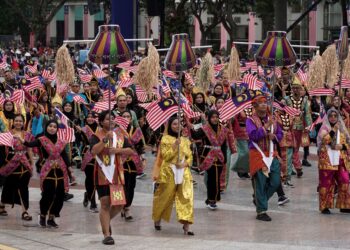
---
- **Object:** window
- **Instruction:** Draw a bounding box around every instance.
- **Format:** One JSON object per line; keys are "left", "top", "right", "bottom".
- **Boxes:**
{"left": 291, "top": 25, "right": 301, "bottom": 41}
{"left": 236, "top": 25, "right": 248, "bottom": 40}
{"left": 94, "top": 21, "right": 104, "bottom": 36}
{"left": 291, "top": 2, "right": 301, "bottom": 13}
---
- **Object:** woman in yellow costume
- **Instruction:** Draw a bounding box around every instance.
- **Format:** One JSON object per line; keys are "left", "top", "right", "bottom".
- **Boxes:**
{"left": 152, "top": 116, "right": 194, "bottom": 235}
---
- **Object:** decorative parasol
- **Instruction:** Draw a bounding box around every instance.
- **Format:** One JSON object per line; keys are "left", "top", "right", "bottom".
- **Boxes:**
{"left": 88, "top": 25, "right": 131, "bottom": 129}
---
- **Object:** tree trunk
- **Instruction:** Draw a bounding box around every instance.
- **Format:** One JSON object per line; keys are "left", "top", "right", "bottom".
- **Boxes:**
{"left": 341, "top": 0, "right": 348, "bottom": 26}
{"left": 274, "top": 0, "right": 287, "bottom": 31}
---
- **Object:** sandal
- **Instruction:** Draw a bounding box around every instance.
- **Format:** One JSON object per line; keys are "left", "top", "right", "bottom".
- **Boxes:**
{"left": 0, "top": 206, "right": 8, "bottom": 216}
{"left": 22, "top": 211, "right": 32, "bottom": 221}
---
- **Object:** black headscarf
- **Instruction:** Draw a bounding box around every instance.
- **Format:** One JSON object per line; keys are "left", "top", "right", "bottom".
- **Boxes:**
{"left": 62, "top": 101, "right": 76, "bottom": 121}
{"left": 194, "top": 92, "right": 207, "bottom": 113}
{"left": 85, "top": 111, "right": 98, "bottom": 132}
{"left": 3, "top": 100, "right": 15, "bottom": 120}
{"left": 207, "top": 110, "right": 220, "bottom": 132}
{"left": 212, "top": 83, "right": 224, "bottom": 99}
{"left": 44, "top": 119, "right": 58, "bottom": 143}
{"left": 167, "top": 116, "right": 178, "bottom": 138}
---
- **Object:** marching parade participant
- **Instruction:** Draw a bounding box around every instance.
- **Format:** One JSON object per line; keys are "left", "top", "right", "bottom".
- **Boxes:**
{"left": 247, "top": 94, "right": 283, "bottom": 221}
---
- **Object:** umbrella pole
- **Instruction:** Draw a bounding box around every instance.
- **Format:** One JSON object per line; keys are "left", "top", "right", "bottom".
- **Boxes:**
{"left": 108, "top": 64, "right": 112, "bottom": 131}
{"left": 177, "top": 71, "right": 183, "bottom": 163}
{"left": 338, "top": 61, "right": 344, "bottom": 111}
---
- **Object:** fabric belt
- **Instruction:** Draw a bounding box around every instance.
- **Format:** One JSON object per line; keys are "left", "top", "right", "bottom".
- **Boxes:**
{"left": 204, "top": 145, "right": 221, "bottom": 150}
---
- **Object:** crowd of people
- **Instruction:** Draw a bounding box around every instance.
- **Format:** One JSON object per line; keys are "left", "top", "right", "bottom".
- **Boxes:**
{"left": 0, "top": 42, "right": 349, "bottom": 245}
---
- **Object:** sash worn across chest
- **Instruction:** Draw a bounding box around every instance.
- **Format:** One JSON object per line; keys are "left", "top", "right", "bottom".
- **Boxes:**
{"left": 0, "top": 132, "right": 32, "bottom": 176}
{"left": 39, "top": 136, "right": 69, "bottom": 192}
{"left": 199, "top": 124, "right": 227, "bottom": 171}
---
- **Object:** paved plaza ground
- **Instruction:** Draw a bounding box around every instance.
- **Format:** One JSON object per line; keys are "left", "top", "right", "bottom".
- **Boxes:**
{"left": 1, "top": 146, "right": 350, "bottom": 250}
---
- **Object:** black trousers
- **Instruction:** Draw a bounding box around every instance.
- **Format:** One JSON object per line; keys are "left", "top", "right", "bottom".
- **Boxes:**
{"left": 1, "top": 166, "right": 31, "bottom": 210}
{"left": 84, "top": 164, "right": 96, "bottom": 205}
{"left": 276, "top": 183, "right": 285, "bottom": 197}
{"left": 124, "top": 160, "right": 137, "bottom": 208}
{"left": 206, "top": 165, "right": 223, "bottom": 203}
{"left": 40, "top": 168, "right": 65, "bottom": 217}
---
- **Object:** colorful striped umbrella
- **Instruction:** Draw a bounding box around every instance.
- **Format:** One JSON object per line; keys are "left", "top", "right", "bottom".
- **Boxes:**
{"left": 255, "top": 31, "right": 297, "bottom": 67}
{"left": 336, "top": 26, "right": 348, "bottom": 61}
{"left": 88, "top": 25, "right": 131, "bottom": 65}
{"left": 164, "top": 33, "right": 196, "bottom": 72}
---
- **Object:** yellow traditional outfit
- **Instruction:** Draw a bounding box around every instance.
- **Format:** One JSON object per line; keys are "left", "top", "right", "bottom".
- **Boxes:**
{"left": 152, "top": 133, "right": 194, "bottom": 224}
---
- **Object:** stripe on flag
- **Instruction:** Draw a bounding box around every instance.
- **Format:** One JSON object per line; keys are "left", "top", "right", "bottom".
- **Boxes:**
{"left": 42, "top": 69, "right": 56, "bottom": 81}
{"left": 117, "top": 60, "right": 138, "bottom": 73}
{"left": 296, "top": 68, "right": 308, "bottom": 84}
{"left": 0, "top": 132, "right": 14, "bottom": 147}
{"left": 308, "top": 88, "right": 334, "bottom": 96}
{"left": 118, "top": 78, "right": 133, "bottom": 88}
{"left": 146, "top": 97, "right": 178, "bottom": 130}
{"left": 73, "top": 95, "right": 87, "bottom": 104}
{"left": 11, "top": 90, "right": 25, "bottom": 105}
{"left": 220, "top": 100, "right": 252, "bottom": 121}
{"left": 102, "top": 89, "right": 116, "bottom": 101}
{"left": 138, "top": 101, "right": 157, "bottom": 111}
{"left": 214, "top": 64, "right": 225, "bottom": 72}
{"left": 273, "top": 101, "right": 301, "bottom": 117}
{"left": 114, "top": 116, "right": 130, "bottom": 130}
{"left": 93, "top": 68, "right": 108, "bottom": 79}
{"left": 77, "top": 68, "right": 93, "bottom": 83}
{"left": 92, "top": 101, "right": 116, "bottom": 112}
{"left": 242, "top": 74, "right": 257, "bottom": 90}
{"left": 184, "top": 72, "right": 194, "bottom": 86}
{"left": 181, "top": 102, "right": 201, "bottom": 118}
{"left": 57, "top": 127, "right": 75, "bottom": 143}
{"left": 163, "top": 70, "right": 177, "bottom": 79}
{"left": 23, "top": 76, "right": 43, "bottom": 92}
{"left": 306, "top": 114, "right": 324, "bottom": 131}
{"left": 135, "top": 85, "right": 149, "bottom": 102}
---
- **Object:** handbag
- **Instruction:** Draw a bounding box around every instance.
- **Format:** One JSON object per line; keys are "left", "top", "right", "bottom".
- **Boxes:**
{"left": 300, "top": 131, "right": 310, "bottom": 147}
{"left": 109, "top": 184, "right": 126, "bottom": 206}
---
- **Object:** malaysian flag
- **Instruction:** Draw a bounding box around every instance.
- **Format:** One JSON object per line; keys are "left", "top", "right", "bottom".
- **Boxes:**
{"left": 0, "top": 132, "right": 14, "bottom": 147}
{"left": 135, "top": 85, "right": 149, "bottom": 103}
{"left": 91, "top": 101, "right": 116, "bottom": 112}
{"left": 73, "top": 94, "right": 87, "bottom": 104}
{"left": 42, "top": 69, "right": 56, "bottom": 81}
{"left": 296, "top": 68, "right": 308, "bottom": 85}
{"left": 57, "top": 127, "right": 75, "bottom": 143}
{"left": 161, "top": 78, "right": 171, "bottom": 94}
{"left": 138, "top": 101, "right": 157, "bottom": 111}
{"left": 273, "top": 101, "right": 301, "bottom": 117}
{"left": 93, "top": 66, "right": 108, "bottom": 79}
{"left": 102, "top": 89, "right": 116, "bottom": 101}
{"left": 114, "top": 116, "right": 130, "bottom": 130}
{"left": 77, "top": 68, "right": 92, "bottom": 83}
{"left": 55, "top": 108, "right": 75, "bottom": 142}
{"left": 25, "top": 61, "right": 38, "bottom": 74}
{"left": 0, "top": 56, "right": 7, "bottom": 69}
{"left": 117, "top": 60, "right": 138, "bottom": 73}
{"left": 214, "top": 64, "right": 225, "bottom": 72}
{"left": 23, "top": 76, "right": 43, "bottom": 92}
{"left": 118, "top": 78, "right": 133, "bottom": 88}
{"left": 240, "top": 61, "right": 258, "bottom": 73}
{"left": 242, "top": 74, "right": 258, "bottom": 90}
{"left": 219, "top": 90, "right": 258, "bottom": 121}
{"left": 146, "top": 97, "right": 178, "bottom": 130}
{"left": 184, "top": 72, "right": 194, "bottom": 86}
{"left": 179, "top": 93, "right": 201, "bottom": 119}
{"left": 338, "top": 79, "right": 350, "bottom": 89}
{"left": 8, "top": 90, "right": 25, "bottom": 105}
{"left": 308, "top": 88, "right": 335, "bottom": 96}
{"left": 163, "top": 70, "right": 177, "bottom": 79}
{"left": 306, "top": 114, "right": 324, "bottom": 131}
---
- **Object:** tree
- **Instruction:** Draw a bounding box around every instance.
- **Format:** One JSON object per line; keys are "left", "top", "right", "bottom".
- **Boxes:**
{"left": 220, "top": 0, "right": 251, "bottom": 44}
{"left": 3, "top": 0, "right": 67, "bottom": 45}
{"left": 190, "top": 0, "right": 222, "bottom": 45}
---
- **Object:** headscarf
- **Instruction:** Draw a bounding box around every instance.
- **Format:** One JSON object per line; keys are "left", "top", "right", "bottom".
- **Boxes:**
{"left": 317, "top": 108, "right": 350, "bottom": 150}
{"left": 62, "top": 101, "right": 75, "bottom": 121}
{"left": 44, "top": 119, "right": 58, "bottom": 143}
{"left": 85, "top": 111, "right": 98, "bottom": 132}
{"left": 3, "top": 100, "right": 15, "bottom": 120}
{"left": 165, "top": 116, "right": 178, "bottom": 138}
{"left": 207, "top": 110, "right": 220, "bottom": 132}
{"left": 212, "top": 83, "right": 225, "bottom": 99}
{"left": 194, "top": 92, "right": 207, "bottom": 113}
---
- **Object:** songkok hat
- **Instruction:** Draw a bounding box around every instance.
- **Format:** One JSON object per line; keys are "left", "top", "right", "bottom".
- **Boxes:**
{"left": 292, "top": 76, "right": 302, "bottom": 87}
